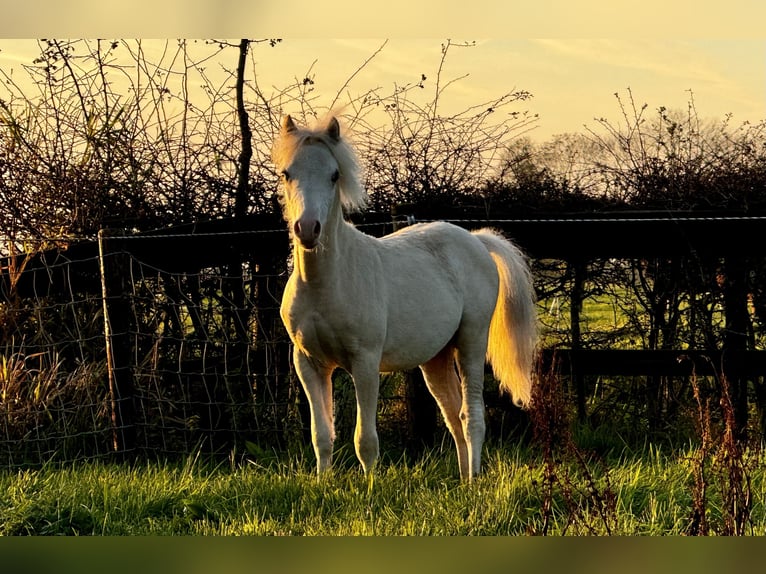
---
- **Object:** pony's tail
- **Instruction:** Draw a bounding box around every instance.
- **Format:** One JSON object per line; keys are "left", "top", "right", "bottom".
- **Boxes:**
{"left": 473, "top": 229, "right": 538, "bottom": 408}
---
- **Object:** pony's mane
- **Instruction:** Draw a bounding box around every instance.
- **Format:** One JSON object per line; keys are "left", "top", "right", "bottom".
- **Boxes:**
{"left": 272, "top": 116, "right": 367, "bottom": 212}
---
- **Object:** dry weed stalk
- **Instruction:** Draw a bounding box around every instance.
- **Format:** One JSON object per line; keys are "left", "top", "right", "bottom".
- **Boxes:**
{"left": 528, "top": 358, "right": 616, "bottom": 535}
{"left": 687, "top": 372, "right": 755, "bottom": 536}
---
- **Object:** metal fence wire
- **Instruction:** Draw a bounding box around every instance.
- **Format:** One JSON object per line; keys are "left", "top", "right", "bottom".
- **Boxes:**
{"left": 4, "top": 212, "right": 766, "bottom": 468}
{"left": 0, "top": 250, "right": 112, "bottom": 467}
{"left": 0, "top": 246, "right": 306, "bottom": 468}
{"left": 125, "top": 256, "right": 304, "bottom": 459}
{"left": 0, "top": 217, "right": 436, "bottom": 469}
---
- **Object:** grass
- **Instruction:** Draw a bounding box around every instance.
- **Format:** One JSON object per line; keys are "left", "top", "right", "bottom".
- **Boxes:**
{"left": 539, "top": 289, "right": 646, "bottom": 350}
{"left": 2, "top": 440, "right": 764, "bottom": 536}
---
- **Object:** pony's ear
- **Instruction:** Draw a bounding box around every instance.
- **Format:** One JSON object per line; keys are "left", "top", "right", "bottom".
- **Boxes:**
{"left": 281, "top": 115, "right": 297, "bottom": 134}
{"left": 326, "top": 117, "right": 340, "bottom": 142}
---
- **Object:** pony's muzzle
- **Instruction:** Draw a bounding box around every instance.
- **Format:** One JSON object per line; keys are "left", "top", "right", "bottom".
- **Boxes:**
{"left": 294, "top": 219, "right": 322, "bottom": 250}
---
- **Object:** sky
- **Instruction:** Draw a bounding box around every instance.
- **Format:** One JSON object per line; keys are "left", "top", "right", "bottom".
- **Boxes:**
{"left": 0, "top": 37, "right": 762, "bottom": 143}
{"left": 250, "top": 38, "right": 766, "bottom": 140}
{"left": 0, "top": 1, "right": 764, "bottom": 142}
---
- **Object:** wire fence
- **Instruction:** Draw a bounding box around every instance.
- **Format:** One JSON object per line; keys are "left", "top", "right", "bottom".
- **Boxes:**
{"left": 0, "top": 218, "right": 438, "bottom": 468}
{"left": 0, "top": 250, "right": 112, "bottom": 467}
{"left": 3, "top": 211, "right": 766, "bottom": 468}
{"left": 124, "top": 256, "right": 301, "bottom": 459}
{"left": 0, "top": 249, "right": 294, "bottom": 467}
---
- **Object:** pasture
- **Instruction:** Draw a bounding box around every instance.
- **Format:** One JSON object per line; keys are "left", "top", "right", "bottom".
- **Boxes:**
{"left": 2, "top": 230, "right": 764, "bottom": 536}
{"left": 1, "top": 39, "right": 765, "bottom": 542}
{"left": 2, "top": 437, "right": 764, "bottom": 536}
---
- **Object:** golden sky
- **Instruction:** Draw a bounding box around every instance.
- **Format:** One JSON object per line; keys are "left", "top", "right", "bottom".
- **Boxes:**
{"left": 254, "top": 38, "right": 765, "bottom": 140}
{"left": 0, "top": 2, "right": 764, "bottom": 141}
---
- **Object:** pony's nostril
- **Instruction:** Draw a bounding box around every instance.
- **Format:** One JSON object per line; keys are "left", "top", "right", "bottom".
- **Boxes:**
{"left": 294, "top": 219, "right": 321, "bottom": 238}
{"left": 293, "top": 219, "right": 321, "bottom": 248}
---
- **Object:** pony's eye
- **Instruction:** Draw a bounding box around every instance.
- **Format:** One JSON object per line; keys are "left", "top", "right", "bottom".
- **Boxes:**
{"left": 281, "top": 170, "right": 291, "bottom": 182}
{"left": 331, "top": 170, "right": 340, "bottom": 183}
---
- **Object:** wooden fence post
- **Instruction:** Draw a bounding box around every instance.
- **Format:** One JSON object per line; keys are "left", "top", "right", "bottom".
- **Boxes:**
{"left": 722, "top": 254, "right": 751, "bottom": 440}
{"left": 404, "top": 368, "right": 437, "bottom": 452}
{"left": 98, "top": 229, "right": 137, "bottom": 456}
{"left": 570, "top": 259, "right": 587, "bottom": 422}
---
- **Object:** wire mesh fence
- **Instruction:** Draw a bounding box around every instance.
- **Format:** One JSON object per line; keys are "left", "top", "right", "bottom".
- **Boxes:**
{"left": 0, "top": 250, "right": 114, "bottom": 467}
{"left": 0, "top": 248, "right": 297, "bottom": 468}
{"left": 124, "top": 255, "right": 302, "bottom": 460}
{"left": 0, "top": 220, "right": 437, "bottom": 469}
{"left": 5, "top": 212, "right": 765, "bottom": 468}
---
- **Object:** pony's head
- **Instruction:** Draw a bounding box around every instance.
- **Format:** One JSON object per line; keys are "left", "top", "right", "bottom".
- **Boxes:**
{"left": 272, "top": 115, "right": 366, "bottom": 250}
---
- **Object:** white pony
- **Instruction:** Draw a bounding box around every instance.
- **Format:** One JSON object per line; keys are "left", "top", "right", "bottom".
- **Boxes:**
{"left": 273, "top": 115, "right": 537, "bottom": 481}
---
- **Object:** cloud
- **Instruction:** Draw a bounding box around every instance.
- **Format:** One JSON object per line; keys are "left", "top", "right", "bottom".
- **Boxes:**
{"left": 529, "top": 38, "right": 766, "bottom": 127}
{"left": 533, "top": 39, "right": 728, "bottom": 86}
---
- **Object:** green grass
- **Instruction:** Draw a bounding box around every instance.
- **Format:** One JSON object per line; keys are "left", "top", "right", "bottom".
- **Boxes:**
{"left": 2, "top": 441, "right": 764, "bottom": 535}
{"left": 539, "top": 290, "right": 645, "bottom": 350}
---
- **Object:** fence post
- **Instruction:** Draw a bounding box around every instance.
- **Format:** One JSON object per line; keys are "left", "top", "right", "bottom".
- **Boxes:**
{"left": 98, "top": 229, "right": 137, "bottom": 456}
{"left": 570, "top": 259, "right": 587, "bottom": 422}
{"left": 722, "top": 254, "right": 751, "bottom": 440}
{"left": 404, "top": 368, "right": 437, "bottom": 452}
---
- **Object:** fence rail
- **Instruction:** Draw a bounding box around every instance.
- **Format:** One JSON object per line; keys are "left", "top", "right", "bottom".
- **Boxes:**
{"left": 1, "top": 210, "right": 765, "bottom": 467}
{"left": 542, "top": 349, "right": 766, "bottom": 377}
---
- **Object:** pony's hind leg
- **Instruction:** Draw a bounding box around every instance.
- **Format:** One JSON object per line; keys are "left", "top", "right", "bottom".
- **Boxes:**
{"left": 294, "top": 348, "right": 335, "bottom": 474}
{"left": 455, "top": 336, "right": 489, "bottom": 480}
{"left": 420, "top": 347, "right": 470, "bottom": 480}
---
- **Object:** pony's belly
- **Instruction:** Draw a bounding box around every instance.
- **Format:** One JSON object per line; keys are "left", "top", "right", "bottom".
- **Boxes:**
{"left": 378, "top": 345, "right": 447, "bottom": 372}
{"left": 379, "top": 324, "right": 458, "bottom": 372}
{"left": 378, "top": 356, "right": 417, "bottom": 373}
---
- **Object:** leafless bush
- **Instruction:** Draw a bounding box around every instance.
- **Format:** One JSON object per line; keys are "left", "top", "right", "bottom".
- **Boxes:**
{"left": 346, "top": 41, "right": 538, "bottom": 211}
{"left": 0, "top": 39, "right": 283, "bottom": 247}
{"left": 585, "top": 88, "right": 766, "bottom": 208}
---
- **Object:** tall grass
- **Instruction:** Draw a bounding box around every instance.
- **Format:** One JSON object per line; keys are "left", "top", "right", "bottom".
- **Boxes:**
{"left": 1, "top": 440, "right": 764, "bottom": 535}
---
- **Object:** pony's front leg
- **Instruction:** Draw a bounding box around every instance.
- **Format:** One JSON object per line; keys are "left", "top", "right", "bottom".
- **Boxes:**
{"left": 294, "top": 348, "right": 335, "bottom": 475}
{"left": 350, "top": 359, "right": 381, "bottom": 474}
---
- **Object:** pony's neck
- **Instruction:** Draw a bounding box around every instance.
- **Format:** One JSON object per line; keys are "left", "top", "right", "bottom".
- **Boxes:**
{"left": 292, "top": 200, "right": 350, "bottom": 284}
